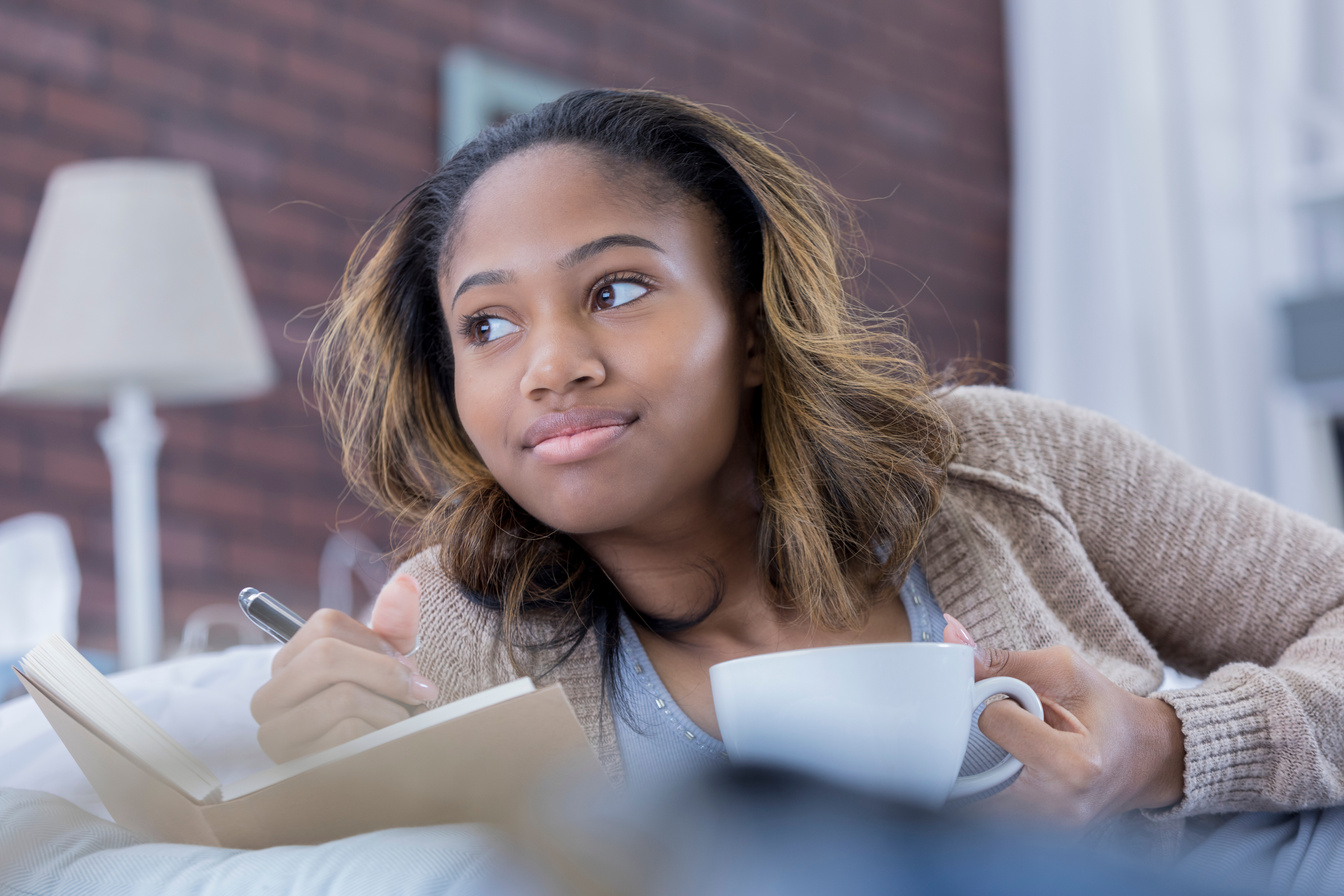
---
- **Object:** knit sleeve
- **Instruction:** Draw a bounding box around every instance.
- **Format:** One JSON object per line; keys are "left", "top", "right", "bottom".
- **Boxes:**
{"left": 983, "top": 389, "right": 1344, "bottom": 816}
{"left": 390, "top": 546, "right": 514, "bottom": 708}
{"left": 390, "top": 545, "right": 623, "bottom": 783}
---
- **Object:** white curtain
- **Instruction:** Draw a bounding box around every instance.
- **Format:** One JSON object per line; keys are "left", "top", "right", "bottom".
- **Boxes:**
{"left": 1004, "top": 0, "right": 1344, "bottom": 526}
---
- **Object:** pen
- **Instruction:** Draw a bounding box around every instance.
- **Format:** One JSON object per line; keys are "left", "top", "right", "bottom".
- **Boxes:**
{"left": 237, "top": 586, "right": 422, "bottom": 656}
{"left": 238, "top": 587, "right": 307, "bottom": 644}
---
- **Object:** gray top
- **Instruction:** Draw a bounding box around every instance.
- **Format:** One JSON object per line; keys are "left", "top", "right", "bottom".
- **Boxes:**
{"left": 612, "top": 562, "right": 1011, "bottom": 794}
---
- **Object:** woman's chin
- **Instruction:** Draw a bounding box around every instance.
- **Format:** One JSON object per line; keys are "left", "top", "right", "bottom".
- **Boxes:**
{"left": 532, "top": 511, "right": 633, "bottom": 538}
{"left": 513, "top": 490, "right": 641, "bottom": 538}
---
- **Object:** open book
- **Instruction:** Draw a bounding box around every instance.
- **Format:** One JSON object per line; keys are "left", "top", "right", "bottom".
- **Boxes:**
{"left": 14, "top": 635, "right": 603, "bottom": 848}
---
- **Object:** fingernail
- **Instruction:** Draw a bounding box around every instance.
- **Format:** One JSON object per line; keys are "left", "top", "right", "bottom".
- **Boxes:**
{"left": 396, "top": 574, "right": 421, "bottom": 596}
{"left": 943, "top": 613, "right": 977, "bottom": 648}
{"left": 409, "top": 673, "right": 438, "bottom": 704}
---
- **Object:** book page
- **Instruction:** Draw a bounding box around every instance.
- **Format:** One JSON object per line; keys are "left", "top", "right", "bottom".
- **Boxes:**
{"left": 17, "top": 671, "right": 222, "bottom": 844}
{"left": 19, "top": 636, "right": 221, "bottom": 802}
{"left": 219, "top": 677, "right": 536, "bottom": 801}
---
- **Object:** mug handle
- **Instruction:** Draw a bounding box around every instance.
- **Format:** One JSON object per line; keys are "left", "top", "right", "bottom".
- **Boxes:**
{"left": 946, "top": 676, "right": 1045, "bottom": 800}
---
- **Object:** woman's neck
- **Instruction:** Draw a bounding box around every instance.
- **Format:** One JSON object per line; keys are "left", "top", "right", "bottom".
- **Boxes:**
{"left": 574, "top": 456, "right": 800, "bottom": 654}
{"left": 582, "top": 505, "right": 771, "bottom": 638}
{"left": 580, "top": 496, "right": 913, "bottom": 661}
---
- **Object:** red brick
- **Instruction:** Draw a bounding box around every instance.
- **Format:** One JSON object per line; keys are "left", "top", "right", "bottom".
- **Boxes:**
{"left": 0, "top": 406, "right": 86, "bottom": 440}
{"left": 356, "top": 86, "right": 435, "bottom": 136}
{"left": 222, "top": 196, "right": 335, "bottom": 255}
{"left": 158, "top": 411, "right": 214, "bottom": 454}
{"left": 41, "top": 445, "right": 111, "bottom": 494}
{"left": 0, "top": 70, "right": 32, "bottom": 117}
{"left": 373, "top": 0, "right": 472, "bottom": 34}
{"left": 0, "top": 496, "right": 38, "bottom": 526}
{"left": 76, "top": 514, "right": 115, "bottom": 564}
{"left": 282, "top": 493, "right": 342, "bottom": 530}
{"left": 0, "top": 192, "right": 35, "bottom": 238}
{"left": 44, "top": 87, "right": 150, "bottom": 146}
{"left": 159, "top": 522, "right": 214, "bottom": 569}
{"left": 909, "top": 0, "right": 1003, "bottom": 52}
{"left": 280, "top": 158, "right": 389, "bottom": 215}
{"left": 166, "top": 11, "right": 269, "bottom": 70}
{"left": 261, "top": 315, "right": 317, "bottom": 369}
{"left": 222, "top": 0, "right": 321, "bottom": 33}
{"left": 265, "top": 336, "right": 308, "bottom": 379}
{"left": 235, "top": 262, "right": 290, "bottom": 312}
{"left": 223, "top": 86, "right": 324, "bottom": 142}
{"left": 869, "top": 252, "right": 1004, "bottom": 299}
{"left": 226, "top": 535, "right": 320, "bottom": 585}
{"left": 108, "top": 49, "right": 208, "bottom": 106}
{"left": 282, "top": 268, "right": 344, "bottom": 308}
{"left": 161, "top": 469, "right": 270, "bottom": 523}
{"left": 0, "top": 8, "right": 101, "bottom": 81}
{"left": 157, "top": 121, "right": 279, "bottom": 187}
{"left": 337, "top": 121, "right": 434, "bottom": 173}
{"left": 329, "top": 14, "right": 430, "bottom": 68}
{"left": 0, "top": 132, "right": 89, "bottom": 179}
{"left": 281, "top": 49, "right": 375, "bottom": 105}
{"left": 44, "top": 0, "right": 158, "bottom": 42}
{"left": 225, "top": 424, "right": 323, "bottom": 474}
{"left": 476, "top": 12, "right": 579, "bottom": 74}
{"left": 0, "top": 432, "right": 24, "bottom": 477}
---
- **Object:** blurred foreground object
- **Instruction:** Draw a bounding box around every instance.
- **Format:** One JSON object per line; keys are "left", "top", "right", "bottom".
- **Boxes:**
{"left": 502, "top": 766, "right": 1255, "bottom": 896}
{"left": 0, "top": 159, "right": 276, "bottom": 669}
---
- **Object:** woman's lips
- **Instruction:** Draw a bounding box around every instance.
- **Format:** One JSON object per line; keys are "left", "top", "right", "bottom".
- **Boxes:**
{"left": 523, "top": 408, "right": 636, "bottom": 464}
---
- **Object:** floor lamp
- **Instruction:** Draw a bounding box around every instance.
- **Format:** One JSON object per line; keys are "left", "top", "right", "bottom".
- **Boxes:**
{"left": 0, "top": 159, "right": 276, "bottom": 669}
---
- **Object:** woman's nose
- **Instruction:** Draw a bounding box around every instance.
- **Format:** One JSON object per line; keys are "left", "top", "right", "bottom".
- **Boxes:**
{"left": 518, "top": 316, "right": 606, "bottom": 398}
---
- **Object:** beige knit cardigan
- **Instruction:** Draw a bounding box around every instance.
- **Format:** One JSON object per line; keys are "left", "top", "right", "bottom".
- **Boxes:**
{"left": 402, "top": 385, "right": 1344, "bottom": 821}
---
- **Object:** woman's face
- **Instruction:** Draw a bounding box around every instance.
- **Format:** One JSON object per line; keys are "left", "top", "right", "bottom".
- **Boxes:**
{"left": 441, "top": 145, "right": 762, "bottom": 536}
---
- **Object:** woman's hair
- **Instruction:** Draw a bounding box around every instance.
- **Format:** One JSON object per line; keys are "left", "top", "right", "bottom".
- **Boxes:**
{"left": 313, "top": 88, "right": 958, "bottom": 694}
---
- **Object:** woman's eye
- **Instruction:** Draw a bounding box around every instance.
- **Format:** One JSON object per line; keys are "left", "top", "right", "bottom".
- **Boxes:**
{"left": 467, "top": 317, "right": 520, "bottom": 344}
{"left": 593, "top": 281, "right": 648, "bottom": 310}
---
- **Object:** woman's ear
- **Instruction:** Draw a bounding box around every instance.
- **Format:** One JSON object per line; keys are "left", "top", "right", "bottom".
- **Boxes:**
{"left": 741, "top": 291, "right": 765, "bottom": 388}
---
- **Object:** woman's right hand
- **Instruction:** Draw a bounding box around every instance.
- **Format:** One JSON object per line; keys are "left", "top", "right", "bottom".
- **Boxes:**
{"left": 250, "top": 574, "right": 438, "bottom": 763}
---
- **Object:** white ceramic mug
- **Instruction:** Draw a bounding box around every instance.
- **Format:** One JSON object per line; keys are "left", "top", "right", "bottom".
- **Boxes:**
{"left": 709, "top": 642, "right": 1044, "bottom": 808}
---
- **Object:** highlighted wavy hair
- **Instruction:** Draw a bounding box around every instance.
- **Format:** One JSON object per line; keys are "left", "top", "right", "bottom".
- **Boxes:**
{"left": 312, "top": 88, "right": 958, "bottom": 687}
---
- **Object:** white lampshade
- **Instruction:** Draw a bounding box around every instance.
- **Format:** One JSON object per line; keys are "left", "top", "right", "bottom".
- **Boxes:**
{"left": 0, "top": 159, "right": 275, "bottom": 404}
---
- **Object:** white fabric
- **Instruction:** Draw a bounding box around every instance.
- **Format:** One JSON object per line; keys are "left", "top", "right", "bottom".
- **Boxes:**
{"left": 1004, "top": 0, "right": 1344, "bottom": 527}
{"left": 0, "top": 788, "right": 500, "bottom": 896}
{"left": 0, "top": 647, "right": 514, "bottom": 895}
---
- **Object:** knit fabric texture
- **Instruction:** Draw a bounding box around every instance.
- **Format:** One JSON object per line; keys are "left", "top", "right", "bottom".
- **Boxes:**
{"left": 401, "top": 385, "right": 1344, "bottom": 822}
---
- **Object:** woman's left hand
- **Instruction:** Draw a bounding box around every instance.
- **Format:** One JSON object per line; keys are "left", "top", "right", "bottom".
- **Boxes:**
{"left": 942, "top": 614, "right": 1187, "bottom": 825}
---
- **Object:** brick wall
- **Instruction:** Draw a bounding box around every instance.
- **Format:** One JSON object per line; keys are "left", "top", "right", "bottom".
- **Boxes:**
{"left": 0, "top": 0, "right": 1009, "bottom": 657}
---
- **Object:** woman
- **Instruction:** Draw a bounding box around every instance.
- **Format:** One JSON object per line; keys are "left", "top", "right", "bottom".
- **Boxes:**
{"left": 252, "top": 88, "right": 1344, "bottom": 883}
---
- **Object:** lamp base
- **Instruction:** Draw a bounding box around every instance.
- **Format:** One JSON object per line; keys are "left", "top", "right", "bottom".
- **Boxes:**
{"left": 96, "top": 383, "right": 165, "bottom": 670}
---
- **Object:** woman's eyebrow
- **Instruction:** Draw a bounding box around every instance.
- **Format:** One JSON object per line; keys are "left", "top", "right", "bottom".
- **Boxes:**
{"left": 451, "top": 234, "right": 664, "bottom": 308}
{"left": 558, "top": 233, "right": 663, "bottom": 269}
{"left": 451, "top": 270, "right": 514, "bottom": 307}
